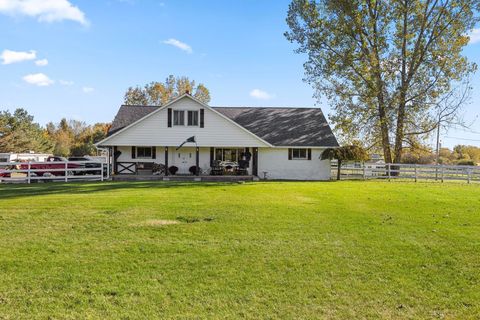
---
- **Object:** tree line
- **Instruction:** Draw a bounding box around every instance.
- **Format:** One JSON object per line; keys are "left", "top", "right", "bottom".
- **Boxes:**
{"left": 0, "top": 108, "right": 110, "bottom": 157}
{"left": 402, "top": 145, "right": 480, "bottom": 165}
{"left": 0, "top": 75, "right": 210, "bottom": 157}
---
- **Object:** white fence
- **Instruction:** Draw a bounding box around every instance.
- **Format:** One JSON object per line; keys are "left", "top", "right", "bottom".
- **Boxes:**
{"left": 333, "top": 162, "right": 480, "bottom": 183}
{"left": 0, "top": 161, "right": 106, "bottom": 184}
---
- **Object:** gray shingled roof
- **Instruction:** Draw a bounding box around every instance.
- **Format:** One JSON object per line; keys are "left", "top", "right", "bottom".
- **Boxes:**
{"left": 108, "top": 105, "right": 157, "bottom": 136}
{"left": 107, "top": 105, "right": 339, "bottom": 147}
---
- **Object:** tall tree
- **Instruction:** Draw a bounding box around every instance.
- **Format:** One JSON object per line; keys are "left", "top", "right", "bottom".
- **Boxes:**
{"left": 286, "top": 0, "right": 479, "bottom": 163}
{"left": 124, "top": 75, "right": 211, "bottom": 106}
{"left": 0, "top": 109, "right": 53, "bottom": 153}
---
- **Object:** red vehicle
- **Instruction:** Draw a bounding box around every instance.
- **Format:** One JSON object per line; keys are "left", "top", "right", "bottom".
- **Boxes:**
{"left": 18, "top": 156, "right": 82, "bottom": 176}
{"left": 0, "top": 168, "right": 10, "bottom": 178}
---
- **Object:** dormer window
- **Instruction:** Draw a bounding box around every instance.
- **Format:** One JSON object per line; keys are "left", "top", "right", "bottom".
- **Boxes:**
{"left": 173, "top": 110, "right": 185, "bottom": 126}
{"left": 187, "top": 110, "right": 199, "bottom": 126}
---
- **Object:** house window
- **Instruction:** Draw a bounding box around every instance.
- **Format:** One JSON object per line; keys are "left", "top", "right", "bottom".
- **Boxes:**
{"left": 137, "top": 147, "right": 152, "bottom": 158}
{"left": 173, "top": 110, "right": 185, "bottom": 126}
{"left": 290, "top": 148, "right": 308, "bottom": 160}
{"left": 187, "top": 110, "right": 199, "bottom": 126}
{"left": 214, "top": 148, "right": 245, "bottom": 162}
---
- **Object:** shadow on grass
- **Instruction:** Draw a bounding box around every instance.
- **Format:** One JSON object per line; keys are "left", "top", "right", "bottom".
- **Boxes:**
{"left": 0, "top": 180, "right": 244, "bottom": 200}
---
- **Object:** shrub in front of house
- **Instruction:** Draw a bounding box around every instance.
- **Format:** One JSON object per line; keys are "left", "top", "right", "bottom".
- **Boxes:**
{"left": 189, "top": 166, "right": 199, "bottom": 175}
{"left": 168, "top": 166, "right": 178, "bottom": 175}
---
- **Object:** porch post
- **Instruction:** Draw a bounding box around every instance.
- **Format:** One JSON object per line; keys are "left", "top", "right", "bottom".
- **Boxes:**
{"left": 196, "top": 147, "right": 200, "bottom": 176}
{"left": 165, "top": 147, "right": 169, "bottom": 176}
{"left": 113, "top": 146, "right": 118, "bottom": 174}
{"left": 252, "top": 147, "right": 258, "bottom": 176}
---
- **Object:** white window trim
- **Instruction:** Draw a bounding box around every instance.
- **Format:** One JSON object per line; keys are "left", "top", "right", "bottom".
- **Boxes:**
{"left": 172, "top": 109, "right": 200, "bottom": 127}
{"left": 136, "top": 146, "right": 153, "bottom": 159}
{"left": 291, "top": 148, "right": 308, "bottom": 160}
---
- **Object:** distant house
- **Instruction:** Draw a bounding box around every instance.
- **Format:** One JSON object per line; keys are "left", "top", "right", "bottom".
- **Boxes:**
{"left": 96, "top": 94, "right": 338, "bottom": 180}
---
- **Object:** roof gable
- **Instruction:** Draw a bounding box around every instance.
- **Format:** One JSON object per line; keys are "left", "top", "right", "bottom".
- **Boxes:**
{"left": 96, "top": 95, "right": 271, "bottom": 147}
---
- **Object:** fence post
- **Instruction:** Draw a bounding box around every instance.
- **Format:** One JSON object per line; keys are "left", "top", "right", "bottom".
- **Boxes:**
{"left": 101, "top": 162, "right": 104, "bottom": 182}
{"left": 387, "top": 163, "right": 391, "bottom": 181}
{"left": 65, "top": 162, "right": 68, "bottom": 182}
{"left": 363, "top": 163, "right": 366, "bottom": 180}
{"left": 467, "top": 168, "right": 471, "bottom": 184}
{"left": 441, "top": 165, "right": 444, "bottom": 183}
{"left": 414, "top": 164, "right": 418, "bottom": 182}
{"left": 27, "top": 162, "right": 31, "bottom": 184}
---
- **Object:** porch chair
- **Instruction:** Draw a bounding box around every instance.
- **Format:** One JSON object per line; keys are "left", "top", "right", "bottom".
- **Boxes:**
{"left": 210, "top": 160, "right": 223, "bottom": 176}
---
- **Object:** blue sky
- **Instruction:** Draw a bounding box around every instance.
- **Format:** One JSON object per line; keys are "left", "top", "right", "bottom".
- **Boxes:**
{"left": 0, "top": 0, "right": 479, "bottom": 148}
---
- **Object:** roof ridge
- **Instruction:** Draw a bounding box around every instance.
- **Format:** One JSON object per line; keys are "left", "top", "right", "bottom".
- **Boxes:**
{"left": 212, "top": 106, "right": 321, "bottom": 109}
{"left": 120, "top": 104, "right": 159, "bottom": 107}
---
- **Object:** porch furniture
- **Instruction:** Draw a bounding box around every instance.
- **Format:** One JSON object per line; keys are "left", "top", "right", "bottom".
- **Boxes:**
{"left": 137, "top": 162, "right": 154, "bottom": 176}
{"left": 152, "top": 163, "right": 166, "bottom": 175}
{"left": 235, "top": 159, "right": 249, "bottom": 175}
{"left": 210, "top": 160, "right": 223, "bottom": 176}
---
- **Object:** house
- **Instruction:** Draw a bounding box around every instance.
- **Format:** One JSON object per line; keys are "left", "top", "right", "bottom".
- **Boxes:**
{"left": 96, "top": 94, "right": 339, "bottom": 180}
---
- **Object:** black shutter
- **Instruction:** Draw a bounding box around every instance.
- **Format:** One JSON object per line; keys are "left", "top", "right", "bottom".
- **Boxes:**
{"left": 131, "top": 146, "right": 136, "bottom": 159}
{"left": 288, "top": 148, "right": 292, "bottom": 160}
{"left": 308, "top": 148, "right": 312, "bottom": 160}
{"left": 200, "top": 109, "right": 204, "bottom": 128}
{"left": 210, "top": 147, "right": 214, "bottom": 166}
{"left": 152, "top": 147, "right": 156, "bottom": 159}
{"left": 167, "top": 108, "right": 172, "bottom": 127}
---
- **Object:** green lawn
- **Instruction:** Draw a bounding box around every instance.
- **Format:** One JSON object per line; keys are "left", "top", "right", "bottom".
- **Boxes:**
{"left": 0, "top": 180, "right": 479, "bottom": 319}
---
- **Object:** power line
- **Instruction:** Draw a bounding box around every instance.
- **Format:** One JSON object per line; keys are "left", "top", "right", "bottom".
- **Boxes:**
{"left": 444, "top": 136, "right": 480, "bottom": 142}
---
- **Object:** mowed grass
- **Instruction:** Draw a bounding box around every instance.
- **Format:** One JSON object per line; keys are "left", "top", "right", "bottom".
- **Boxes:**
{"left": 0, "top": 180, "right": 479, "bottom": 319}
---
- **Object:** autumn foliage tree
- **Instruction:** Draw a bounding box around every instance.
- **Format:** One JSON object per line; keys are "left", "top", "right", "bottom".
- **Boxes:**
{"left": 124, "top": 75, "right": 211, "bottom": 106}
{"left": 286, "top": 0, "right": 479, "bottom": 163}
{"left": 46, "top": 120, "right": 110, "bottom": 157}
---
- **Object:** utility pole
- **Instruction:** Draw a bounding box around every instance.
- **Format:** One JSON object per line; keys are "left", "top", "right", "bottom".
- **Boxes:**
{"left": 435, "top": 114, "right": 441, "bottom": 165}
{"left": 435, "top": 114, "right": 441, "bottom": 181}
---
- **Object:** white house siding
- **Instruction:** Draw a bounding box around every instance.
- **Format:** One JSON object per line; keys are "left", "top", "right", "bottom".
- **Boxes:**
{"left": 258, "top": 148, "right": 331, "bottom": 180}
{"left": 103, "top": 97, "right": 268, "bottom": 148}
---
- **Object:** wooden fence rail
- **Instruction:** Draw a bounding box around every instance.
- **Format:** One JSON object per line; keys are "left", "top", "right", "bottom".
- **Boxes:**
{"left": 0, "top": 161, "right": 106, "bottom": 184}
{"left": 333, "top": 162, "right": 480, "bottom": 183}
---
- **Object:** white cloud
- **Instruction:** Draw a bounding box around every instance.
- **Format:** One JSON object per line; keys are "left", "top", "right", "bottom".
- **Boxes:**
{"left": 59, "top": 79, "right": 74, "bottom": 86}
{"left": 468, "top": 28, "right": 480, "bottom": 44}
{"left": 1, "top": 49, "right": 36, "bottom": 64}
{"left": 35, "top": 58, "right": 48, "bottom": 66}
{"left": 22, "top": 73, "right": 54, "bottom": 86}
{"left": 163, "top": 38, "right": 192, "bottom": 54}
{"left": 250, "top": 89, "right": 275, "bottom": 100}
{"left": 0, "top": 0, "right": 88, "bottom": 26}
{"left": 82, "top": 86, "right": 94, "bottom": 93}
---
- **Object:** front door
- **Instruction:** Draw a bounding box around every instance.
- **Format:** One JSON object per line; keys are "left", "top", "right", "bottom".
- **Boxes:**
{"left": 174, "top": 149, "right": 195, "bottom": 174}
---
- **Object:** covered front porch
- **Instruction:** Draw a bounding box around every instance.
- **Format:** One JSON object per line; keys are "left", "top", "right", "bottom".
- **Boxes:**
{"left": 109, "top": 146, "right": 259, "bottom": 178}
